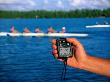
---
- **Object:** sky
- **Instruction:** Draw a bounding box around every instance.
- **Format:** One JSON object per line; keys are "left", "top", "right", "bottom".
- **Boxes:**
{"left": 0, "top": 0, "right": 110, "bottom": 11}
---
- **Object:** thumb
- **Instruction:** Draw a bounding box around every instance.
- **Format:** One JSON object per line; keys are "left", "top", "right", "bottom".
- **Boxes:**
{"left": 66, "top": 38, "right": 81, "bottom": 47}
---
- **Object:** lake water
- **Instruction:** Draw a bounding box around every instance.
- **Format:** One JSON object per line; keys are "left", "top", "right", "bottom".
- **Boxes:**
{"left": 0, "top": 18, "right": 110, "bottom": 82}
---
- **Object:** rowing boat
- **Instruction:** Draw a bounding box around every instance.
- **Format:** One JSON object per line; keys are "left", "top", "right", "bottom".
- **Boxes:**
{"left": 0, "top": 32, "right": 88, "bottom": 37}
{"left": 86, "top": 25, "right": 110, "bottom": 28}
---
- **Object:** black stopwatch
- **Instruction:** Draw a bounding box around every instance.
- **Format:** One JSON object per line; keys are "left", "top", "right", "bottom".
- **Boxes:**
{"left": 56, "top": 38, "right": 73, "bottom": 59}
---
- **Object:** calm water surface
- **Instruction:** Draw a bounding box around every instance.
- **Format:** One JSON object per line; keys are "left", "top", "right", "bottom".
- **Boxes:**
{"left": 0, "top": 18, "right": 110, "bottom": 82}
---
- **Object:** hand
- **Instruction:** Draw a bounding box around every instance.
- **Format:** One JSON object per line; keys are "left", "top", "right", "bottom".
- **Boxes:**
{"left": 52, "top": 38, "right": 88, "bottom": 69}
{"left": 52, "top": 38, "right": 110, "bottom": 77}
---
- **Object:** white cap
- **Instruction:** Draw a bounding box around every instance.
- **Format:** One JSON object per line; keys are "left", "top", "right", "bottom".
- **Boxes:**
{"left": 62, "top": 27, "right": 66, "bottom": 29}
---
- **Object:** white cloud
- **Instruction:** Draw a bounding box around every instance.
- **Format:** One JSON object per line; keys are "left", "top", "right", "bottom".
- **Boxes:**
{"left": 44, "top": 0, "right": 49, "bottom": 5}
{"left": 0, "top": 0, "right": 17, "bottom": 3}
{"left": 96, "top": 0, "right": 110, "bottom": 8}
{"left": 57, "top": 0, "right": 64, "bottom": 8}
{"left": 0, "top": 0, "right": 36, "bottom": 6}
{"left": 69, "top": 0, "right": 88, "bottom": 6}
{"left": 26, "top": 0, "right": 36, "bottom": 6}
{"left": 72, "top": 0, "right": 81, "bottom": 5}
{"left": 0, "top": 0, "right": 110, "bottom": 10}
{"left": 69, "top": 0, "right": 110, "bottom": 9}
{"left": 0, "top": 0, "right": 37, "bottom": 10}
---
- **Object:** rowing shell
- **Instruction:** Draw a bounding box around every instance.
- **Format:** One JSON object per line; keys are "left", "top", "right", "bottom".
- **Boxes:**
{"left": 0, "top": 32, "right": 88, "bottom": 37}
{"left": 86, "top": 25, "right": 110, "bottom": 28}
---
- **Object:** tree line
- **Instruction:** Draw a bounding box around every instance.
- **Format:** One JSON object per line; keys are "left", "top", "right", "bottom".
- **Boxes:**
{"left": 0, "top": 9, "right": 110, "bottom": 18}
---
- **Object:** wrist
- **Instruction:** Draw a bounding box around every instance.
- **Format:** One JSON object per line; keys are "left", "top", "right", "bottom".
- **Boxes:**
{"left": 78, "top": 55, "right": 91, "bottom": 70}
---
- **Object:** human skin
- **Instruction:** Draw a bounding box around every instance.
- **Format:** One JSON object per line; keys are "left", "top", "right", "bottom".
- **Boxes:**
{"left": 52, "top": 38, "right": 110, "bottom": 77}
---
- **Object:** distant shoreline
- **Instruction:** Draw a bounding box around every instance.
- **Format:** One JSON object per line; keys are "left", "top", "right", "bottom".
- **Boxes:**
{"left": 0, "top": 9, "right": 110, "bottom": 18}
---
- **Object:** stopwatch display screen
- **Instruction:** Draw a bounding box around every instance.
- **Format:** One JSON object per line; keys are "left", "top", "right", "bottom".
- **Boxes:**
{"left": 59, "top": 47, "right": 72, "bottom": 57}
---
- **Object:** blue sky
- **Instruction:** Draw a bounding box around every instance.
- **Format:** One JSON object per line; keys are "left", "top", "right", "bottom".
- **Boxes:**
{"left": 0, "top": 0, "right": 110, "bottom": 11}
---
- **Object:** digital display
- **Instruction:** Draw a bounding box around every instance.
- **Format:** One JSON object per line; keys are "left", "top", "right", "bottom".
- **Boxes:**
{"left": 59, "top": 47, "right": 72, "bottom": 57}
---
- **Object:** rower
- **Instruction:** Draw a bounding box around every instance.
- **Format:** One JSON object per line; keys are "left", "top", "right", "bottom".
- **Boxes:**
{"left": 48, "top": 26, "right": 56, "bottom": 33}
{"left": 35, "top": 28, "right": 42, "bottom": 33}
{"left": 23, "top": 27, "right": 31, "bottom": 33}
{"left": 10, "top": 26, "right": 18, "bottom": 33}
{"left": 60, "top": 27, "right": 66, "bottom": 33}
